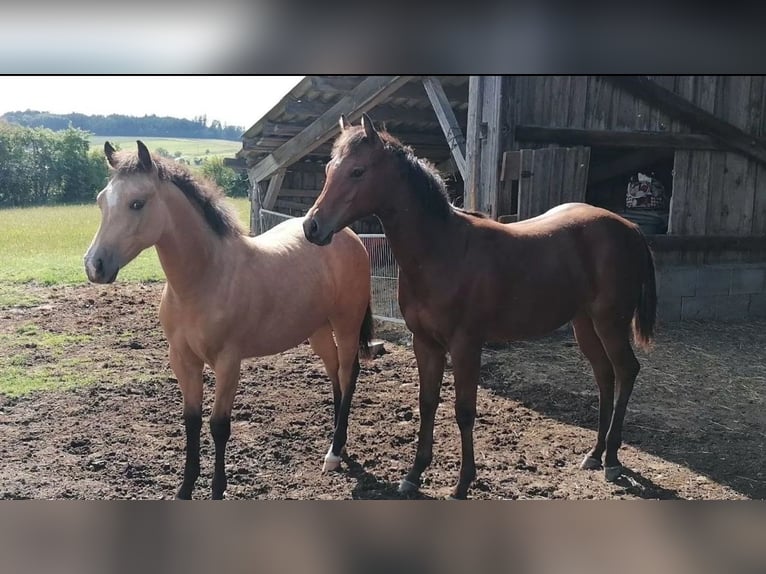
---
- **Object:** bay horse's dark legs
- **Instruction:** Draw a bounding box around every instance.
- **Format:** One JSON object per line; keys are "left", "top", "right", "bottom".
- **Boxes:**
{"left": 572, "top": 315, "right": 615, "bottom": 470}
{"left": 329, "top": 356, "right": 359, "bottom": 459}
{"left": 170, "top": 346, "right": 204, "bottom": 500}
{"left": 177, "top": 410, "right": 202, "bottom": 499}
{"left": 448, "top": 340, "right": 482, "bottom": 499}
{"left": 400, "top": 334, "right": 445, "bottom": 494}
{"left": 210, "top": 417, "right": 230, "bottom": 499}
{"left": 210, "top": 358, "right": 241, "bottom": 499}
{"left": 594, "top": 319, "right": 640, "bottom": 481}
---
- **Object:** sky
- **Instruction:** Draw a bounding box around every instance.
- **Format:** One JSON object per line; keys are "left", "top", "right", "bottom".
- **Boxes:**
{"left": 0, "top": 76, "right": 304, "bottom": 129}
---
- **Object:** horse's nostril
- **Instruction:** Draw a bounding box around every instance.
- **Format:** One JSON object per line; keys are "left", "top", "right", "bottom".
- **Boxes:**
{"left": 95, "top": 258, "right": 104, "bottom": 274}
{"left": 309, "top": 218, "right": 319, "bottom": 236}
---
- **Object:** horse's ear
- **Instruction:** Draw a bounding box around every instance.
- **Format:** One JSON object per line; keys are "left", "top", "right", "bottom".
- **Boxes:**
{"left": 136, "top": 140, "right": 154, "bottom": 172}
{"left": 104, "top": 141, "right": 117, "bottom": 168}
{"left": 361, "top": 113, "right": 379, "bottom": 143}
{"left": 339, "top": 114, "right": 350, "bottom": 131}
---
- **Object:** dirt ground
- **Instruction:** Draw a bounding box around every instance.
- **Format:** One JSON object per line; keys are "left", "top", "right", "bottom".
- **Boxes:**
{"left": 0, "top": 282, "right": 764, "bottom": 500}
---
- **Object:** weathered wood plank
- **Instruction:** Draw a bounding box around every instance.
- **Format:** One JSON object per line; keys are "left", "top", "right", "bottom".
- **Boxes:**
{"left": 498, "top": 151, "right": 520, "bottom": 216}
{"left": 548, "top": 146, "right": 565, "bottom": 208}
{"left": 249, "top": 75, "right": 412, "bottom": 182}
{"left": 704, "top": 151, "right": 727, "bottom": 236}
{"left": 647, "top": 234, "right": 766, "bottom": 252}
{"left": 752, "top": 162, "right": 766, "bottom": 234}
{"left": 555, "top": 76, "right": 571, "bottom": 127}
{"left": 608, "top": 75, "right": 766, "bottom": 165}
{"left": 262, "top": 169, "right": 287, "bottom": 209}
{"left": 719, "top": 152, "right": 754, "bottom": 234}
{"left": 573, "top": 147, "right": 590, "bottom": 202}
{"left": 687, "top": 151, "right": 711, "bottom": 235}
{"left": 568, "top": 76, "right": 588, "bottom": 129}
{"left": 478, "top": 76, "right": 504, "bottom": 217}
{"left": 518, "top": 149, "right": 535, "bottom": 220}
{"left": 464, "top": 76, "right": 483, "bottom": 212}
{"left": 279, "top": 187, "right": 322, "bottom": 198}
{"left": 531, "top": 148, "right": 550, "bottom": 217}
{"left": 422, "top": 76, "right": 467, "bottom": 179}
{"left": 515, "top": 125, "right": 724, "bottom": 150}
{"left": 669, "top": 150, "right": 691, "bottom": 234}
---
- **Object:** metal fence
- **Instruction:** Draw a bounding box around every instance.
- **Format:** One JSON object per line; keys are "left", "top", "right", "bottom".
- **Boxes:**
{"left": 257, "top": 209, "right": 403, "bottom": 324}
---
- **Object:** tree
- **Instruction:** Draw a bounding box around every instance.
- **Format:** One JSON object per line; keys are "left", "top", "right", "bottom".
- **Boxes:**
{"left": 199, "top": 156, "right": 248, "bottom": 198}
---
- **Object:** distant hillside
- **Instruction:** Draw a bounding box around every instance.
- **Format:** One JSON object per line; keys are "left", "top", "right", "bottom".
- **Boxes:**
{"left": 2, "top": 110, "right": 245, "bottom": 141}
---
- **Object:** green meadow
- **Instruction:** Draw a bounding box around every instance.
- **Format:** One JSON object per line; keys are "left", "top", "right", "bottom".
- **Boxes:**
{"left": 87, "top": 135, "right": 241, "bottom": 163}
{"left": 0, "top": 197, "right": 252, "bottom": 286}
{"left": 0, "top": 198, "right": 251, "bottom": 395}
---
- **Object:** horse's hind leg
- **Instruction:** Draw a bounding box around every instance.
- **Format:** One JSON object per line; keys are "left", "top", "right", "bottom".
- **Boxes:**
{"left": 209, "top": 355, "right": 242, "bottom": 499}
{"left": 322, "top": 324, "right": 362, "bottom": 472}
{"left": 308, "top": 324, "right": 344, "bottom": 471}
{"left": 593, "top": 317, "right": 640, "bottom": 482}
{"left": 572, "top": 314, "right": 615, "bottom": 472}
{"left": 169, "top": 345, "right": 204, "bottom": 500}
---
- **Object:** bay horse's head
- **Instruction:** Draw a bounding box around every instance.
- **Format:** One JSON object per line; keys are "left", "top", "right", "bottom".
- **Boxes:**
{"left": 304, "top": 113, "right": 388, "bottom": 245}
{"left": 84, "top": 141, "right": 167, "bottom": 283}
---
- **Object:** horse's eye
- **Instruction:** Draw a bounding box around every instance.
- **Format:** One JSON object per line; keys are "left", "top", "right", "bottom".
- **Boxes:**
{"left": 130, "top": 199, "right": 145, "bottom": 211}
{"left": 351, "top": 167, "right": 365, "bottom": 178}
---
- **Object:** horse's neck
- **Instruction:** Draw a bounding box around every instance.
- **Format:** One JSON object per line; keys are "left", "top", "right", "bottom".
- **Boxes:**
{"left": 377, "top": 195, "right": 457, "bottom": 280}
{"left": 154, "top": 187, "right": 226, "bottom": 298}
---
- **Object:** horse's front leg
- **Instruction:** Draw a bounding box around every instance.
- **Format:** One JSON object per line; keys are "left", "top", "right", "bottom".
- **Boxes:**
{"left": 399, "top": 333, "right": 445, "bottom": 495}
{"left": 210, "top": 356, "right": 242, "bottom": 500}
{"left": 447, "top": 338, "right": 482, "bottom": 500}
{"left": 170, "top": 346, "right": 204, "bottom": 500}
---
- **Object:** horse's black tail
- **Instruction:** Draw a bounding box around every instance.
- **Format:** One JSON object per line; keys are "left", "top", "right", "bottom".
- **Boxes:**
{"left": 358, "top": 302, "right": 374, "bottom": 358}
{"left": 633, "top": 234, "right": 657, "bottom": 351}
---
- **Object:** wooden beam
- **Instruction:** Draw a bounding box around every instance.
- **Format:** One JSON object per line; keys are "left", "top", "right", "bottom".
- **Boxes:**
{"left": 516, "top": 125, "right": 725, "bottom": 150}
{"left": 422, "top": 76, "right": 467, "bottom": 179}
{"left": 262, "top": 169, "right": 287, "bottom": 209}
{"left": 283, "top": 99, "right": 452, "bottom": 129}
{"left": 389, "top": 79, "right": 468, "bottom": 105}
{"left": 646, "top": 234, "right": 766, "bottom": 252}
{"left": 464, "top": 76, "right": 504, "bottom": 217}
{"left": 308, "top": 76, "right": 364, "bottom": 94}
{"left": 607, "top": 75, "right": 766, "bottom": 165}
{"left": 249, "top": 76, "right": 412, "bottom": 182}
{"left": 246, "top": 168, "right": 264, "bottom": 235}
{"left": 464, "top": 76, "right": 483, "bottom": 212}
{"left": 223, "top": 157, "right": 247, "bottom": 171}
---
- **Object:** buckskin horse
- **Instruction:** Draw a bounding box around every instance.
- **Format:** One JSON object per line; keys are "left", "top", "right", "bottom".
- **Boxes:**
{"left": 304, "top": 114, "right": 656, "bottom": 499}
{"left": 84, "top": 141, "right": 373, "bottom": 499}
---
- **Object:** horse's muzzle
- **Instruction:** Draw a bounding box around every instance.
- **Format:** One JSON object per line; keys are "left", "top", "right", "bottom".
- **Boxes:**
{"left": 84, "top": 253, "right": 119, "bottom": 284}
{"left": 303, "top": 215, "right": 333, "bottom": 246}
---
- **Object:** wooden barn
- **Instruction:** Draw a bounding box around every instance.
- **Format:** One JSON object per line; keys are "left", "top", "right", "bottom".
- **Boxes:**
{"left": 234, "top": 75, "right": 766, "bottom": 322}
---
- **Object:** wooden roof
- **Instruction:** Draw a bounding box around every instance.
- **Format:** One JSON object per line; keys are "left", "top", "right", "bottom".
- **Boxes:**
{"left": 236, "top": 75, "right": 469, "bottom": 176}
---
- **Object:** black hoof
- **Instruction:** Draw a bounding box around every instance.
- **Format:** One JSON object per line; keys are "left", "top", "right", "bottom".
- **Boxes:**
{"left": 604, "top": 465, "right": 623, "bottom": 482}
{"left": 580, "top": 455, "right": 603, "bottom": 471}
{"left": 398, "top": 478, "right": 420, "bottom": 494}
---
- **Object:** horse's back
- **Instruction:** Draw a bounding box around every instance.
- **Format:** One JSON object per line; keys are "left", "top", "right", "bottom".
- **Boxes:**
{"left": 250, "top": 217, "right": 369, "bottom": 295}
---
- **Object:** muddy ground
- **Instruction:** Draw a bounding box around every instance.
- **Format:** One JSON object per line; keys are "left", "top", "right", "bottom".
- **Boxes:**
{"left": 0, "top": 283, "right": 764, "bottom": 499}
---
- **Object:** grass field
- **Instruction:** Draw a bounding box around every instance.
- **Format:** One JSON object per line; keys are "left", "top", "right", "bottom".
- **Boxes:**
{"left": 0, "top": 198, "right": 251, "bottom": 288}
{"left": 87, "top": 135, "right": 241, "bottom": 164}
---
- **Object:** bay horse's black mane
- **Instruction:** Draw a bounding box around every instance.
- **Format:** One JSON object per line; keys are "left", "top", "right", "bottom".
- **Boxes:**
{"left": 332, "top": 127, "right": 488, "bottom": 220}
{"left": 109, "top": 151, "right": 243, "bottom": 238}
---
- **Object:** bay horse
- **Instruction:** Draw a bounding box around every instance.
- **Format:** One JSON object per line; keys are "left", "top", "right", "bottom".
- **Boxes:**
{"left": 304, "top": 114, "right": 657, "bottom": 499}
{"left": 84, "top": 141, "right": 373, "bottom": 499}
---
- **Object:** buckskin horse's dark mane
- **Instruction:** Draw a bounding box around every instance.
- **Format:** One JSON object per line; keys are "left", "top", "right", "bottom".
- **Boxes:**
{"left": 109, "top": 150, "right": 243, "bottom": 238}
{"left": 332, "top": 127, "right": 488, "bottom": 220}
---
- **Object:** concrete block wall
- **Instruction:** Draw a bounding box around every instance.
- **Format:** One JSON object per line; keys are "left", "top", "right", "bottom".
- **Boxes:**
{"left": 656, "top": 263, "right": 766, "bottom": 322}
